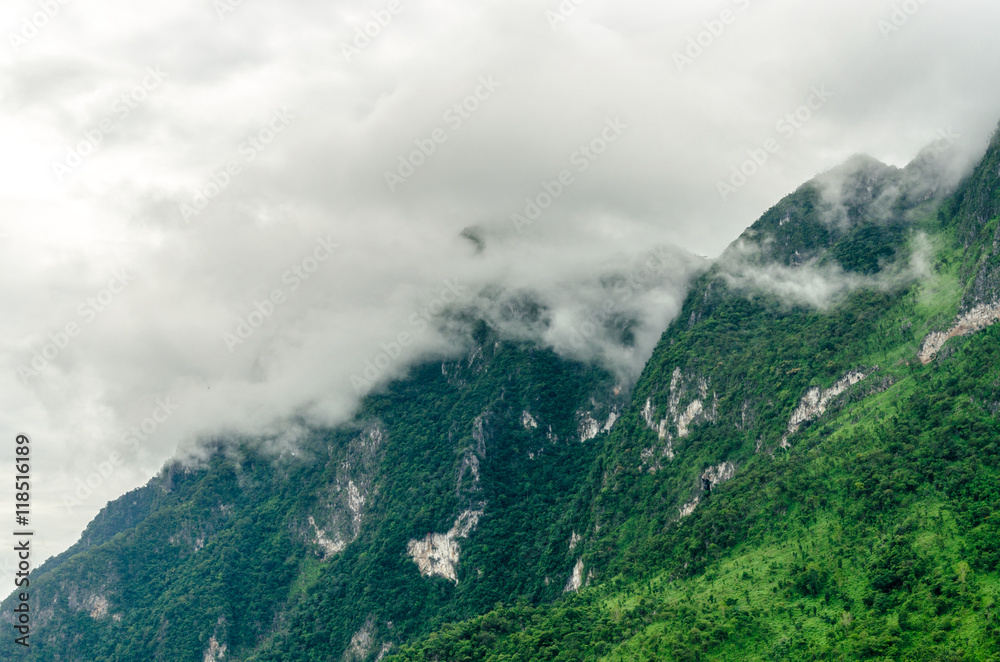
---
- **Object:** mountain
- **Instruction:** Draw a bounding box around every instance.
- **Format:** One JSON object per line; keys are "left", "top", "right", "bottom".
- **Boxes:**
{"left": 5, "top": 126, "right": 1000, "bottom": 662}
{"left": 2, "top": 320, "right": 629, "bottom": 661}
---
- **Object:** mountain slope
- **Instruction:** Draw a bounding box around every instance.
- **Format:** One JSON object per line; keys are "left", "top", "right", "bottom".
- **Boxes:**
{"left": 6, "top": 127, "right": 1000, "bottom": 662}
{"left": 384, "top": 132, "right": 1000, "bottom": 661}
{"left": 2, "top": 328, "right": 625, "bottom": 661}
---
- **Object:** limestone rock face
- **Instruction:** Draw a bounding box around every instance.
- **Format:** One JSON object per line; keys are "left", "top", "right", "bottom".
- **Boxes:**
{"left": 781, "top": 370, "right": 869, "bottom": 447}
{"left": 918, "top": 301, "right": 1000, "bottom": 364}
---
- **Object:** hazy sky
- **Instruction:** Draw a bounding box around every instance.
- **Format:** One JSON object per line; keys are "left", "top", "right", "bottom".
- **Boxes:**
{"left": 2, "top": 0, "right": 1000, "bottom": 585}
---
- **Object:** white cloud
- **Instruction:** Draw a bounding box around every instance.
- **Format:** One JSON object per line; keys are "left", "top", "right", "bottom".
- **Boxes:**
{"left": 2, "top": 0, "right": 1000, "bottom": 588}
{"left": 718, "top": 231, "right": 934, "bottom": 308}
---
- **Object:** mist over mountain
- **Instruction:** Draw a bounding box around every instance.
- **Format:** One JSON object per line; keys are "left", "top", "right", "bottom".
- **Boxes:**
{"left": 5, "top": 1, "right": 1000, "bottom": 660}
{"left": 5, "top": 120, "right": 1000, "bottom": 660}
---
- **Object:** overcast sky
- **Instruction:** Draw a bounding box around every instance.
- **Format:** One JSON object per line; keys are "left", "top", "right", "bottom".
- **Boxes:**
{"left": 2, "top": 0, "right": 1000, "bottom": 587}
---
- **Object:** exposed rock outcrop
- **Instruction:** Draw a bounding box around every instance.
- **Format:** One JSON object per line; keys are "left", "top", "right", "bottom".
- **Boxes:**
{"left": 781, "top": 370, "right": 868, "bottom": 447}
{"left": 407, "top": 509, "right": 483, "bottom": 584}
{"left": 203, "top": 636, "right": 227, "bottom": 662}
{"left": 564, "top": 558, "right": 584, "bottom": 593}
{"left": 678, "top": 461, "right": 738, "bottom": 519}
{"left": 641, "top": 368, "right": 718, "bottom": 471}
{"left": 578, "top": 410, "right": 618, "bottom": 441}
{"left": 407, "top": 414, "right": 489, "bottom": 583}
{"left": 308, "top": 425, "right": 385, "bottom": 559}
{"left": 918, "top": 301, "right": 1000, "bottom": 363}
{"left": 343, "top": 616, "right": 376, "bottom": 662}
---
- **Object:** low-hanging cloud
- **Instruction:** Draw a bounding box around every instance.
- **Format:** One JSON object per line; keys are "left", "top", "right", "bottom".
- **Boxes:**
{"left": 718, "top": 230, "right": 934, "bottom": 309}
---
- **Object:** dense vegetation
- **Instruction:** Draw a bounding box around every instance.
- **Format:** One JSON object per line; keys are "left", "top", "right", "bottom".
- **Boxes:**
{"left": 5, "top": 128, "right": 1000, "bottom": 661}
{"left": 388, "top": 319, "right": 1000, "bottom": 661}
{"left": 2, "top": 337, "right": 621, "bottom": 661}
{"left": 381, "top": 133, "right": 1000, "bottom": 662}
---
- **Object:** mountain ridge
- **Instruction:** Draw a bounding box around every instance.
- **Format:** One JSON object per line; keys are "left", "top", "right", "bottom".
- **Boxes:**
{"left": 5, "top": 123, "right": 1000, "bottom": 662}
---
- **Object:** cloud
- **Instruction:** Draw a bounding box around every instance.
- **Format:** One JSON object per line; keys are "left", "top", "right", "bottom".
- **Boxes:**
{"left": 809, "top": 139, "right": 970, "bottom": 231}
{"left": 718, "top": 231, "right": 934, "bottom": 309}
{"left": 2, "top": 0, "right": 1000, "bottom": 585}
{"left": 453, "top": 243, "right": 708, "bottom": 382}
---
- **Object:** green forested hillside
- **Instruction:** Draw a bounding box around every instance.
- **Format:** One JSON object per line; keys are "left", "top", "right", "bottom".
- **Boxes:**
{"left": 1, "top": 333, "right": 624, "bottom": 661}
{"left": 6, "top": 128, "right": 1000, "bottom": 662}
{"left": 383, "top": 133, "right": 1000, "bottom": 661}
